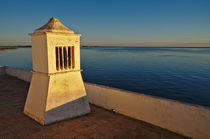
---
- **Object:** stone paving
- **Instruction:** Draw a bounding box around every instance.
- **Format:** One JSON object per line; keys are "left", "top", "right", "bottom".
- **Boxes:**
{"left": 0, "top": 75, "right": 187, "bottom": 139}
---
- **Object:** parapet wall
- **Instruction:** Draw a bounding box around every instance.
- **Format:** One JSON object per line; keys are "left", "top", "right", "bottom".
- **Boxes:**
{"left": 4, "top": 66, "right": 32, "bottom": 82}
{"left": 1, "top": 66, "right": 210, "bottom": 139}
{"left": 85, "top": 83, "right": 210, "bottom": 139}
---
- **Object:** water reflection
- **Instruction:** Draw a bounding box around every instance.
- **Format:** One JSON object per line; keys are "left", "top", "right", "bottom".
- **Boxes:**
{"left": 0, "top": 47, "right": 32, "bottom": 70}
{"left": 0, "top": 47, "right": 210, "bottom": 107}
{"left": 80, "top": 47, "right": 210, "bottom": 107}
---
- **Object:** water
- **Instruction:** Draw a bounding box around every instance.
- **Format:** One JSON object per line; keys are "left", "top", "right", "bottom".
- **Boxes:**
{"left": 0, "top": 47, "right": 210, "bottom": 107}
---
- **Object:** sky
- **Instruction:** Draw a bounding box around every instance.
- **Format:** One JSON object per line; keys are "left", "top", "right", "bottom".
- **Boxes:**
{"left": 0, "top": 0, "right": 210, "bottom": 47}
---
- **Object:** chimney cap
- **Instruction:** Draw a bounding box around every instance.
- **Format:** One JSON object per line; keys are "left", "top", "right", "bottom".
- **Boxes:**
{"left": 33, "top": 17, "right": 74, "bottom": 34}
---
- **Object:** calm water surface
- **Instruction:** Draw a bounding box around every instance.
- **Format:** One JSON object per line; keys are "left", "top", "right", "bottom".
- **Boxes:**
{"left": 0, "top": 47, "right": 210, "bottom": 107}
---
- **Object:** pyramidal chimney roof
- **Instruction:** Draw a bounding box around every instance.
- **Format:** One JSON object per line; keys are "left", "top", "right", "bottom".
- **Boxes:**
{"left": 33, "top": 17, "right": 74, "bottom": 34}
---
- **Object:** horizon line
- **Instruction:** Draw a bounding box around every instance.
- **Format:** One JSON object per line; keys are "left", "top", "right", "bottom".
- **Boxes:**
{"left": 1, "top": 45, "right": 210, "bottom": 48}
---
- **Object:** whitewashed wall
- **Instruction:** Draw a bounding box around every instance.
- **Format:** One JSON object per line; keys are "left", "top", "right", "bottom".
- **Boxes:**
{"left": 1, "top": 66, "right": 210, "bottom": 139}
{"left": 4, "top": 66, "right": 32, "bottom": 82}
{"left": 85, "top": 83, "right": 210, "bottom": 139}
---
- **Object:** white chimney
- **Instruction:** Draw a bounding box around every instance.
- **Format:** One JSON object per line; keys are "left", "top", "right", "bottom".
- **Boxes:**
{"left": 24, "top": 17, "right": 90, "bottom": 125}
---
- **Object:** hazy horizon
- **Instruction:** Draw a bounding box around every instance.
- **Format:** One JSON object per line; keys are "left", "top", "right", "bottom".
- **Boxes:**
{"left": 0, "top": 0, "right": 210, "bottom": 47}
{"left": 1, "top": 45, "right": 210, "bottom": 48}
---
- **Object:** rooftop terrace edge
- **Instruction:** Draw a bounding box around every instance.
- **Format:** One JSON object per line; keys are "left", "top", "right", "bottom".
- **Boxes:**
{"left": 1, "top": 65, "right": 210, "bottom": 139}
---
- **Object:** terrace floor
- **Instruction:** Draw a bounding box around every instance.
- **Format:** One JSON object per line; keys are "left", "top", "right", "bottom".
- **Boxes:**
{"left": 0, "top": 75, "right": 187, "bottom": 139}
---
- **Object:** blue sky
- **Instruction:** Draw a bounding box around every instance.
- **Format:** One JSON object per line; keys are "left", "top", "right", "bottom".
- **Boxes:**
{"left": 0, "top": 0, "right": 210, "bottom": 46}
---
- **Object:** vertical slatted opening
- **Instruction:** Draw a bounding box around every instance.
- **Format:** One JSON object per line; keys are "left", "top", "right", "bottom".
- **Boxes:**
{"left": 68, "top": 46, "right": 71, "bottom": 69}
{"left": 55, "top": 47, "right": 59, "bottom": 70}
{"left": 63, "top": 47, "right": 67, "bottom": 69}
{"left": 55, "top": 46, "right": 75, "bottom": 71}
{"left": 71, "top": 46, "right": 75, "bottom": 69}
{"left": 59, "top": 47, "right": 63, "bottom": 70}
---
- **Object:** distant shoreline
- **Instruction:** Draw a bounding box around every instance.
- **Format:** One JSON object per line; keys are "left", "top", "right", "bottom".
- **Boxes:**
{"left": 81, "top": 46, "right": 210, "bottom": 48}
{"left": 0, "top": 45, "right": 210, "bottom": 48}
{"left": 0, "top": 47, "right": 18, "bottom": 51}
{"left": 0, "top": 46, "right": 31, "bottom": 48}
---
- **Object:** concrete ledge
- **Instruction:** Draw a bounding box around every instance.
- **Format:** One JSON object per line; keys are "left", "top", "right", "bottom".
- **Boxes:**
{"left": 1, "top": 66, "right": 210, "bottom": 138}
{"left": 5, "top": 66, "right": 32, "bottom": 82}
{"left": 85, "top": 83, "right": 210, "bottom": 139}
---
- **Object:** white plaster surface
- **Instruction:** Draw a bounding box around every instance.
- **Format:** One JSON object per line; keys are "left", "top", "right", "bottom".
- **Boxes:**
{"left": 24, "top": 72, "right": 49, "bottom": 124}
{"left": 24, "top": 71, "right": 90, "bottom": 125}
{"left": 2, "top": 66, "right": 210, "bottom": 138}
{"left": 24, "top": 17, "right": 90, "bottom": 125}
{"left": 46, "top": 33, "right": 81, "bottom": 73}
{"left": 85, "top": 83, "right": 210, "bottom": 139}
{"left": 5, "top": 66, "right": 32, "bottom": 82}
